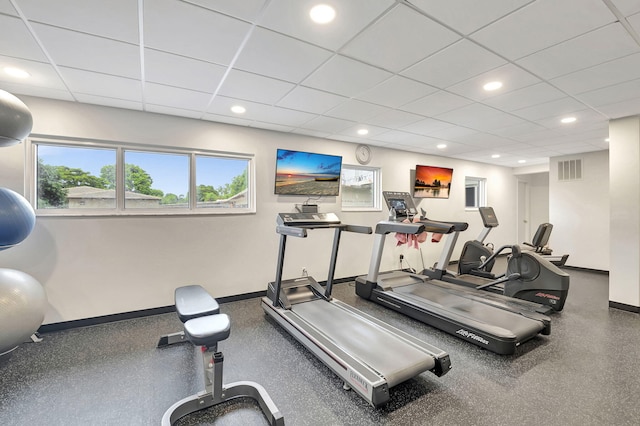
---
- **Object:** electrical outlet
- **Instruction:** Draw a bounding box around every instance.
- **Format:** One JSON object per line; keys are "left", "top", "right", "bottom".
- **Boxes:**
{"left": 399, "top": 254, "right": 404, "bottom": 262}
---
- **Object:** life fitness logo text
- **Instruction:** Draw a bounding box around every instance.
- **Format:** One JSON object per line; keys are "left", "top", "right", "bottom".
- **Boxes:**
{"left": 535, "top": 292, "right": 560, "bottom": 303}
{"left": 456, "top": 329, "right": 489, "bottom": 345}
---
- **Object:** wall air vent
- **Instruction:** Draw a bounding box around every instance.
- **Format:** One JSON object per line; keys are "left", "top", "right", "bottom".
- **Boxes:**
{"left": 558, "top": 159, "right": 582, "bottom": 181}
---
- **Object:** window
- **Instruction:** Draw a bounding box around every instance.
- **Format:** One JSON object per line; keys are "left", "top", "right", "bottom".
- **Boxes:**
{"left": 341, "top": 165, "right": 381, "bottom": 211}
{"left": 465, "top": 176, "right": 486, "bottom": 209}
{"left": 29, "top": 138, "right": 254, "bottom": 215}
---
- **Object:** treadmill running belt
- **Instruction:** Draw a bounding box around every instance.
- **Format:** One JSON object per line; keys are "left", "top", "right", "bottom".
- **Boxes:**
{"left": 291, "top": 300, "right": 435, "bottom": 387}
{"left": 392, "top": 283, "right": 544, "bottom": 338}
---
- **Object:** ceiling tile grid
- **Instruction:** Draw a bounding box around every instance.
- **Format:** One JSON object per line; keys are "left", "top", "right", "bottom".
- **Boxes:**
{"left": 1, "top": 0, "right": 638, "bottom": 167}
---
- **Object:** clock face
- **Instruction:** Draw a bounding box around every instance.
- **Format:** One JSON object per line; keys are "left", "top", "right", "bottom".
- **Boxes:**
{"left": 356, "top": 144, "right": 371, "bottom": 165}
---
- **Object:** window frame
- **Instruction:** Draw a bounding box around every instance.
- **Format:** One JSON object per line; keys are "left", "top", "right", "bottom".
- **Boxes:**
{"left": 465, "top": 176, "right": 487, "bottom": 210}
{"left": 26, "top": 136, "right": 256, "bottom": 216}
{"left": 340, "top": 164, "right": 382, "bottom": 212}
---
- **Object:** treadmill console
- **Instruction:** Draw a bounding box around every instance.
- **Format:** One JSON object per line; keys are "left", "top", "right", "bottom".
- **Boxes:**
{"left": 478, "top": 207, "right": 499, "bottom": 228}
{"left": 277, "top": 212, "right": 341, "bottom": 226}
{"left": 382, "top": 191, "right": 418, "bottom": 218}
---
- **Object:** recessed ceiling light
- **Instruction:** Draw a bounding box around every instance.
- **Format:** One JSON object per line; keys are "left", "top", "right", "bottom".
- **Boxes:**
{"left": 437, "top": 143, "right": 447, "bottom": 149}
{"left": 230, "top": 105, "right": 246, "bottom": 114}
{"left": 357, "top": 128, "right": 369, "bottom": 136}
{"left": 310, "top": 4, "right": 335, "bottom": 24}
{"left": 491, "top": 154, "right": 500, "bottom": 159}
{"left": 605, "top": 138, "right": 610, "bottom": 142}
{"left": 518, "top": 159, "right": 526, "bottom": 164}
{"left": 483, "top": 81, "right": 502, "bottom": 91}
{"left": 561, "top": 116, "right": 576, "bottom": 124}
{"left": 3, "top": 66, "right": 30, "bottom": 79}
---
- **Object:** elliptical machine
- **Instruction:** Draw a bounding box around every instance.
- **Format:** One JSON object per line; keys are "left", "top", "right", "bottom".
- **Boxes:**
{"left": 433, "top": 205, "right": 570, "bottom": 312}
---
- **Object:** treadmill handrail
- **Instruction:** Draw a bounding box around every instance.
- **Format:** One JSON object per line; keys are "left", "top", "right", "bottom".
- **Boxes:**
{"left": 276, "top": 225, "right": 307, "bottom": 238}
{"left": 374, "top": 221, "right": 425, "bottom": 235}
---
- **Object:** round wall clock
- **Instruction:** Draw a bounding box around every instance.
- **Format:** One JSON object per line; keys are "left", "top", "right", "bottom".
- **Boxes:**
{"left": 355, "top": 144, "right": 371, "bottom": 165}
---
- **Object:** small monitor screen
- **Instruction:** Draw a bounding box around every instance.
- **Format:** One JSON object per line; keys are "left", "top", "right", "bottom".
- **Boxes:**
{"left": 388, "top": 199, "right": 407, "bottom": 211}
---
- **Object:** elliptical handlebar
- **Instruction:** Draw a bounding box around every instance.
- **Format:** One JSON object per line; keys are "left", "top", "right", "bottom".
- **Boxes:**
{"left": 476, "top": 244, "right": 521, "bottom": 271}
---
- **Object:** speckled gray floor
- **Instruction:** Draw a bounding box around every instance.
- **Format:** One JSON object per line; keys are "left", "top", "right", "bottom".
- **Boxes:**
{"left": 1, "top": 267, "right": 639, "bottom": 425}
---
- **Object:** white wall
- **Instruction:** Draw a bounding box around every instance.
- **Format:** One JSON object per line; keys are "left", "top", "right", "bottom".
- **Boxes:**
{"left": 0, "top": 97, "right": 519, "bottom": 324}
{"left": 549, "top": 151, "right": 609, "bottom": 270}
{"left": 609, "top": 116, "right": 640, "bottom": 307}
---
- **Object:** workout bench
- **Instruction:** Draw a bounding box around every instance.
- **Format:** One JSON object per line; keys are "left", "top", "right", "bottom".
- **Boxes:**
{"left": 160, "top": 285, "right": 284, "bottom": 425}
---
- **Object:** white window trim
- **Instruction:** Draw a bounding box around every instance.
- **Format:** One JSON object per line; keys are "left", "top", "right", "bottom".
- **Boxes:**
{"left": 26, "top": 135, "right": 256, "bottom": 216}
{"left": 465, "top": 176, "right": 487, "bottom": 211}
{"left": 340, "top": 164, "right": 382, "bottom": 212}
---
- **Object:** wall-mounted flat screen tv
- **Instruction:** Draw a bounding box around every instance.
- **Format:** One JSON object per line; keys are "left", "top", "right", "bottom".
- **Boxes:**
{"left": 414, "top": 165, "right": 453, "bottom": 199}
{"left": 274, "top": 149, "right": 342, "bottom": 196}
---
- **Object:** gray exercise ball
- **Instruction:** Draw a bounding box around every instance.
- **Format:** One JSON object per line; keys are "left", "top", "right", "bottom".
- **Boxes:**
{"left": 0, "top": 268, "right": 47, "bottom": 356}
{"left": 0, "top": 89, "right": 33, "bottom": 147}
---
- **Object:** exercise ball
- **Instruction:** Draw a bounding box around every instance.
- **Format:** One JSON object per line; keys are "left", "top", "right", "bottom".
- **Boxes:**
{"left": 0, "top": 89, "right": 33, "bottom": 147}
{"left": 0, "top": 268, "right": 47, "bottom": 355}
{"left": 0, "top": 187, "right": 36, "bottom": 251}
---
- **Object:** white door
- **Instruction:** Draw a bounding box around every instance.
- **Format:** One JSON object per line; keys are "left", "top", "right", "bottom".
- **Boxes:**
{"left": 517, "top": 180, "right": 530, "bottom": 244}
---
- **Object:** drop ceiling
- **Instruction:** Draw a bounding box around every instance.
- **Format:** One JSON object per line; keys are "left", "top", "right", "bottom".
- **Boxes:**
{"left": 1, "top": 0, "right": 639, "bottom": 167}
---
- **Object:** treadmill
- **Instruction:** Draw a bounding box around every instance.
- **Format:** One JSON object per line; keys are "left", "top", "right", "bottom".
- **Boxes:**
{"left": 355, "top": 203, "right": 551, "bottom": 355}
{"left": 261, "top": 212, "right": 451, "bottom": 407}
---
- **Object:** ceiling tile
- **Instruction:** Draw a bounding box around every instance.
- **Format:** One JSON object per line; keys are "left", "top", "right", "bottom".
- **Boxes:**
{"left": 235, "top": 27, "right": 333, "bottom": 82}
{"left": 371, "top": 129, "right": 427, "bottom": 143}
{"left": 550, "top": 52, "right": 640, "bottom": 94}
{"left": 364, "top": 109, "right": 424, "bottom": 128}
{"left": 596, "top": 97, "right": 640, "bottom": 119}
{"left": 515, "top": 23, "right": 640, "bottom": 79}
{"left": 324, "top": 99, "right": 388, "bottom": 122}
{"left": 341, "top": 4, "right": 460, "bottom": 72}
{"left": 302, "top": 55, "right": 392, "bottom": 97}
{"left": 259, "top": 0, "right": 395, "bottom": 51}
{"left": 75, "top": 94, "right": 143, "bottom": 111}
{"left": 419, "top": 125, "right": 478, "bottom": 141}
{"left": 144, "top": 0, "right": 251, "bottom": 65}
{"left": 627, "top": 10, "right": 640, "bottom": 33}
{"left": 435, "top": 103, "right": 527, "bottom": 131}
{"left": 576, "top": 78, "right": 640, "bottom": 108}
{"left": 207, "top": 96, "right": 317, "bottom": 127}
{"left": 18, "top": 0, "right": 139, "bottom": 43}
{"left": 0, "top": 55, "right": 66, "bottom": 90}
{"left": 355, "top": 76, "right": 438, "bottom": 108}
{"left": 484, "top": 82, "right": 567, "bottom": 111}
{"left": 471, "top": 0, "right": 616, "bottom": 60}
{"left": 408, "top": 0, "right": 534, "bottom": 35}
{"left": 400, "top": 90, "right": 474, "bottom": 117}
{"left": 0, "top": 1, "right": 16, "bottom": 15}
{"left": 31, "top": 23, "right": 140, "bottom": 79}
{"left": 60, "top": 67, "right": 142, "bottom": 102}
{"left": 276, "top": 86, "right": 347, "bottom": 114}
{"left": 400, "top": 118, "right": 455, "bottom": 137}
{"left": 610, "top": 0, "right": 640, "bottom": 16}
{"left": 447, "top": 64, "right": 540, "bottom": 101}
{"left": 0, "top": 81, "right": 73, "bottom": 101}
{"left": 402, "top": 39, "right": 506, "bottom": 89}
{"left": 488, "top": 122, "right": 547, "bottom": 139}
{"left": 218, "top": 69, "right": 295, "bottom": 104}
{"left": 186, "top": 0, "right": 268, "bottom": 22}
{"left": 145, "top": 82, "right": 211, "bottom": 111}
{"left": 0, "top": 15, "right": 48, "bottom": 62}
{"left": 144, "top": 49, "right": 227, "bottom": 93}
{"left": 298, "top": 115, "right": 355, "bottom": 133}
{"left": 512, "top": 97, "right": 590, "bottom": 121}
{"left": 337, "top": 124, "right": 389, "bottom": 139}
